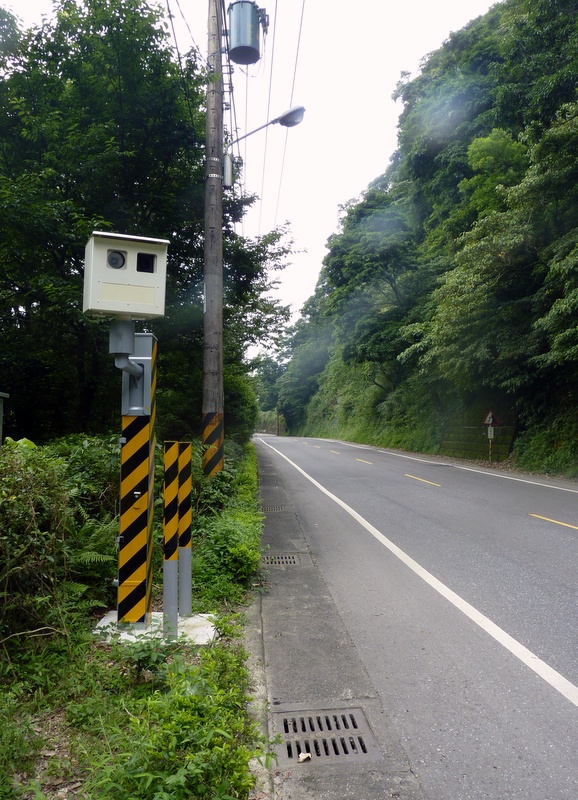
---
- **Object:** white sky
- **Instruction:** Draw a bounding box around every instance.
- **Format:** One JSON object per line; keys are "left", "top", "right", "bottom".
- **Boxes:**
{"left": 5, "top": 0, "right": 501, "bottom": 318}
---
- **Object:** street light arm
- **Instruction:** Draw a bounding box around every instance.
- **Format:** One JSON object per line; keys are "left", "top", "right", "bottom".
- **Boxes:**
{"left": 225, "top": 119, "right": 274, "bottom": 153}
{"left": 224, "top": 105, "right": 305, "bottom": 153}
{"left": 223, "top": 105, "right": 305, "bottom": 189}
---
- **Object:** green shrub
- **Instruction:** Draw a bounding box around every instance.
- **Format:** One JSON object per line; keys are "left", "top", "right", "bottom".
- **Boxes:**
{"left": 0, "top": 437, "right": 118, "bottom": 666}
{"left": 85, "top": 644, "right": 258, "bottom": 800}
{"left": 3, "top": 436, "right": 267, "bottom": 798}
{"left": 513, "top": 410, "right": 578, "bottom": 476}
{"left": 0, "top": 692, "right": 42, "bottom": 798}
{"left": 192, "top": 445, "right": 262, "bottom": 608}
{"left": 299, "top": 354, "right": 444, "bottom": 454}
{"left": 0, "top": 439, "right": 72, "bottom": 639}
{"left": 224, "top": 372, "right": 259, "bottom": 444}
{"left": 45, "top": 435, "right": 120, "bottom": 520}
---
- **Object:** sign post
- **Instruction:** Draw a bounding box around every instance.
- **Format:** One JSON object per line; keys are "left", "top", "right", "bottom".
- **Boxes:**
{"left": 482, "top": 410, "right": 500, "bottom": 464}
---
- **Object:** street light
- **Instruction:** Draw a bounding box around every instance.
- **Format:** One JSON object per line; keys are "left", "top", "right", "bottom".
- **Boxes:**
{"left": 223, "top": 106, "right": 306, "bottom": 188}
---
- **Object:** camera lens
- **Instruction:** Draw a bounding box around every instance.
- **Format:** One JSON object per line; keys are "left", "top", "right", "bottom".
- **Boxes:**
{"left": 107, "top": 250, "right": 126, "bottom": 269}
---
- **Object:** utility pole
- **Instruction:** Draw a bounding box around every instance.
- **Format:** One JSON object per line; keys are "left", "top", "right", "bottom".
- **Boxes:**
{"left": 202, "top": 0, "right": 225, "bottom": 476}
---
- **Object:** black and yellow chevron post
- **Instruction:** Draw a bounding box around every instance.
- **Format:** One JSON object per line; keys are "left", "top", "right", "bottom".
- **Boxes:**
{"left": 163, "top": 441, "right": 179, "bottom": 637}
{"left": 178, "top": 442, "right": 193, "bottom": 616}
{"left": 145, "top": 337, "right": 157, "bottom": 618}
{"left": 118, "top": 413, "right": 154, "bottom": 625}
{"left": 202, "top": 411, "right": 224, "bottom": 476}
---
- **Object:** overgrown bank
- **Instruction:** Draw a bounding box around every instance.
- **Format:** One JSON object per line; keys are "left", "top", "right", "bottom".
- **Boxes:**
{"left": 0, "top": 435, "right": 266, "bottom": 799}
{"left": 283, "top": 354, "right": 578, "bottom": 476}
{"left": 256, "top": 0, "right": 578, "bottom": 479}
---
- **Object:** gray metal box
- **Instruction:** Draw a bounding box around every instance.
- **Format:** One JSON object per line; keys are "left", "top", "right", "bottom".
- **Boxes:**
{"left": 83, "top": 231, "right": 169, "bottom": 319}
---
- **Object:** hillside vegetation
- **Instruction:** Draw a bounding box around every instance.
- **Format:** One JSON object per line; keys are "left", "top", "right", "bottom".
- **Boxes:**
{"left": 258, "top": 0, "right": 578, "bottom": 476}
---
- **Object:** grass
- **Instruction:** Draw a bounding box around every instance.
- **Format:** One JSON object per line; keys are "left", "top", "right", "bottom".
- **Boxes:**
{"left": 0, "top": 439, "right": 267, "bottom": 800}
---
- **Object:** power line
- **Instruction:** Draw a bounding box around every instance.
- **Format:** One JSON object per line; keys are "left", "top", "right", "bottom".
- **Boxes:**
{"left": 249, "top": 0, "right": 306, "bottom": 234}
{"left": 273, "top": 0, "right": 306, "bottom": 227}
{"left": 165, "top": 0, "right": 205, "bottom": 145}
{"left": 165, "top": 0, "right": 306, "bottom": 239}
{"left": 168, "top": 0, "right": 204, "bottom": 60}
{"left": 257, "top": 0, "right": 279, "bottom": 233}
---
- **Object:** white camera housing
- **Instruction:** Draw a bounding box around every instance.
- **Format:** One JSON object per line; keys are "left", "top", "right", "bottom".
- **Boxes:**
{"left": 83, "top": 231, "right": 169, "bottom": 319}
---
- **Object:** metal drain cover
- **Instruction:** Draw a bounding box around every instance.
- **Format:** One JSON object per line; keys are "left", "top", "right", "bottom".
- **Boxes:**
{"left": 272, "top": 707, "right": 382, "bottom": 766}
{"left": 261, "top": 554, "right": 299, "bottom": 566}
{"left": 261, "top": 505, "right": 286, "bottom": 512}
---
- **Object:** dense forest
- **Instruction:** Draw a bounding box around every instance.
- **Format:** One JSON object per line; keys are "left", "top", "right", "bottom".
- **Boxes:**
{"left": 257, "top": 0, "right": 578, "bottom": 475}
{"left": 1, "top": 0, "right": 577, "bottom": 475}
{"left": 0, "top": 0, "right": 290, "bottom": 445}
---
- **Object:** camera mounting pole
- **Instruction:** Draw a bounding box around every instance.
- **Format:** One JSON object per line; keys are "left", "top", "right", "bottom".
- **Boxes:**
{"left": 84, "top": 231, "right": 168, "bottom": 629}
{"left": 109, "top": 318, "right": 143, "bottom": 377}
{"left": 108, "top": 319, "right": 156, "bottom": 416}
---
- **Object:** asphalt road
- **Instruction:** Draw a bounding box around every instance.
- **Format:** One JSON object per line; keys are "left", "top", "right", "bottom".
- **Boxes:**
{"left": 254, "top": 435, "right": 578, "bottom": 800}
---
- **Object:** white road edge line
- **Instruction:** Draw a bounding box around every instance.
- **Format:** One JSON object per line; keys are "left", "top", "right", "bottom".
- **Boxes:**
{"left": 324, "top": 439, "right": 578, "bottom": 494}
{"left": 257, "top": 438, "right": 578, "bottom": 709}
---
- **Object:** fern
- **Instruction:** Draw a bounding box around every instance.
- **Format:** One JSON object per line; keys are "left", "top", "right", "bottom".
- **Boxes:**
{"left": 72, "top": 551, "right": 115, "bottom": 566}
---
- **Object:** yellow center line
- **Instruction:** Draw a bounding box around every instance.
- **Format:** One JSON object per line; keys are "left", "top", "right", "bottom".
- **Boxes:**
{"left": 405, "top": 473, "right": 441, "bottom": 487}
{"left": 356, "top": 458, "right": 373, "bottom": 465}
{"left": 330, "top": 450, "right": 341, "bottom": 454}
{"left": 530, "top": 513, "right": 578, "bottom": 531}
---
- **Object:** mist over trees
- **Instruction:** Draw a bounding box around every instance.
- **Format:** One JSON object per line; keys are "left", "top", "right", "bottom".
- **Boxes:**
{"left": 259, "top": 0, "right": 578, "bottom": 474}
{"left": 0, "top": 0, "right": 289, "bottom": 443}
{"left": 2, "top": 0, "right": 577, "bottom": 473}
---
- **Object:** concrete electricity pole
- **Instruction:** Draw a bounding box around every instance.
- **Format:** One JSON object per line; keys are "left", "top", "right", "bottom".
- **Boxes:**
{"left": 202, "top": 0, "right": 225, "bottom": 476}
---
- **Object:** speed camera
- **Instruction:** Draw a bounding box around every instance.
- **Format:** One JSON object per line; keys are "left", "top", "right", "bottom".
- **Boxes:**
{"left": 83, "top": 231, "right": 169, "bottom": 319}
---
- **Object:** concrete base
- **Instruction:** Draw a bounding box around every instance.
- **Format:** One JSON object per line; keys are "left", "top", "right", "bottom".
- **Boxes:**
{"left": 94, "top": 611, "right": 217, "bottom": 645}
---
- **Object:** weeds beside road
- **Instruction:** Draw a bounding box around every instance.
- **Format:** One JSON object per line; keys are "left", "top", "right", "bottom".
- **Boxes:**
{"left": 0, "top": 435, "right": 267, "bottom": 800}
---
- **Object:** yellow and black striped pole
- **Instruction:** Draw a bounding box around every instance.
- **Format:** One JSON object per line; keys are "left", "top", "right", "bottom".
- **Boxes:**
{"left": 116, "top": 334, "right": 157, "bottom": 626}
{"left": 178, "top": 442, "right": 193, "bottom": 616}
{"left": 163, "top": 441, "right": 179, "bottom": 637}
{"left": 146, "top": 338, "right": 157, "bottom": 617}
{"left": 202, "top": 411, "right": 224, "bottom": 476}
{"left": 118, "top": 414, "right": 154, "bottom": 624}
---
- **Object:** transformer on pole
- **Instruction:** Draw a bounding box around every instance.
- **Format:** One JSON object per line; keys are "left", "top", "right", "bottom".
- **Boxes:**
{"left": 228, "top": 1, "right": 268, "bottom": 65}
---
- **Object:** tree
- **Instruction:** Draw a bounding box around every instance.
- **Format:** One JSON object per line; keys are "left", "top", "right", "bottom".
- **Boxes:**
{"left": 275, "top": 0, "right": 578, "bottom": 462}
{"left": 0, "top": 0, "right": 290, "bottom": 443}
{"left": 275, "top": 316, "right": 332, "bottom": 431}
{"left": 0, "top": 0, "right": 205, "bottom": 439}
{"left": 252, "top": 356, "right": 286, "bottom": 413}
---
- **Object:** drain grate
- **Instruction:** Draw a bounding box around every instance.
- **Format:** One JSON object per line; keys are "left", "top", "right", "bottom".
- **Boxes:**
{"left": 261, "top": 554, "right": 299, "bottom": 566}
{"left": 261, "top": 505, "right": 286, "bottom": 512}
{"left": 272, "top": 707, "right": 382, "bottom": 766}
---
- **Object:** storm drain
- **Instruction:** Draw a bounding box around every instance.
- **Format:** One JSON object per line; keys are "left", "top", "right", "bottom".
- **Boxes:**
{"left": 272, "top": 707, "right": 382, "bottom": 766}
{"left": 261, "top": 505, "right": 286, "bottom": 512}
{"left": 261, "top": 554, "right": 299, "bottom": 566}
